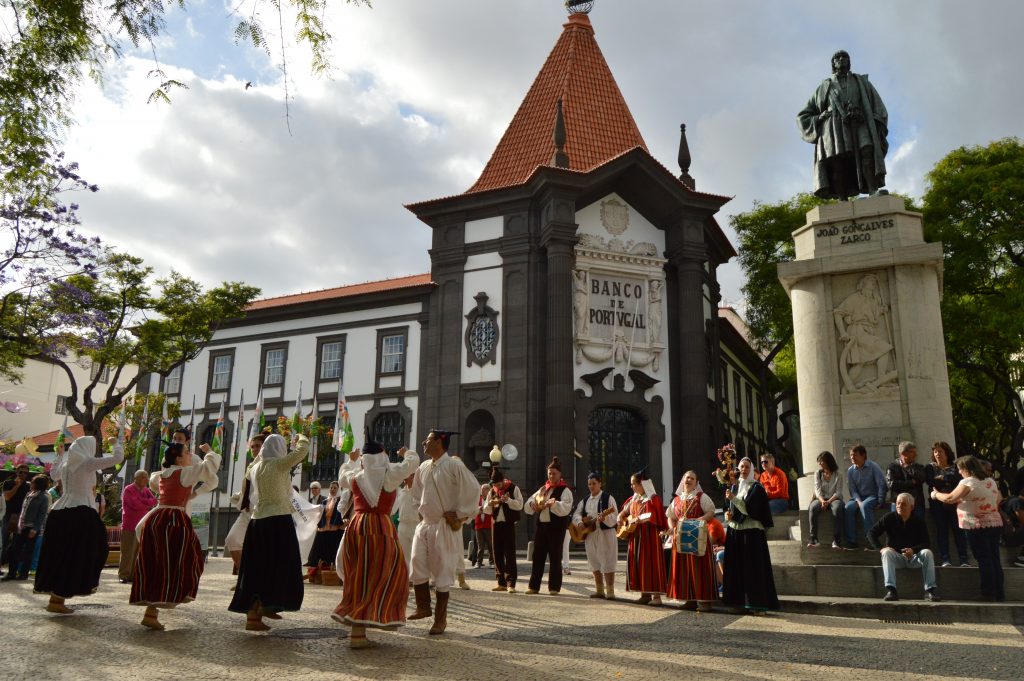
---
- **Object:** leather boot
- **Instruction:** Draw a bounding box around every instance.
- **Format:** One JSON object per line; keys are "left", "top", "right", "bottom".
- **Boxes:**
{"left": 408, "top": 582, "right": 432, "bottom": 620}
{"left": 429, "top": 591, "right": 449, "bottom": 635}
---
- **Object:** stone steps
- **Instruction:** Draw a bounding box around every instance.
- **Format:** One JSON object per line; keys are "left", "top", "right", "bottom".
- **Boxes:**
{"left": 778, "top": 594, "right": 1024, "bottom": 625}
{"left": 772, "top": 562, "right": 1024, "bottom": 601}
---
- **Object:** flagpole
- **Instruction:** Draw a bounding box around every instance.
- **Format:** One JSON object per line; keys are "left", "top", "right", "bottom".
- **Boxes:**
{"left": 209, "top": 396, "right": 226, "bottom": 557}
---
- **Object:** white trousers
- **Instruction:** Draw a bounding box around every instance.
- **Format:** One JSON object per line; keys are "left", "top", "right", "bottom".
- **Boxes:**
{"left": 584, "top": 528, "right": 618, "bottom": 573}
{"left": 398, "top": 521, "right": 416, "bottom": 572}
{"left": 410, "top": 519, "right": 460, "bottom": 592}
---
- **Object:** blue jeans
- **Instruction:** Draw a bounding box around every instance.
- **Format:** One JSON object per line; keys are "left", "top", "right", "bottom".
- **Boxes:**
{"left": 844, "top": 497, "right": 879, "bottom": 545}
{"left": 929, "top": 503, "right": 968, "bottom": 564}
{"left": 768, "top": 498, "right": 789, "bottom": 516}
{"left": 965, "top": 527, "right": 1004, "bottom": 600}
{"left": 881, "top": 548, "right": 936, "bottom": 592}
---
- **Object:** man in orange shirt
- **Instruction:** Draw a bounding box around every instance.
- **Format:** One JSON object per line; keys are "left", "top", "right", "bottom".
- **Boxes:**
{"left": 759, "top": 454, "right": 790, "bottom": 515}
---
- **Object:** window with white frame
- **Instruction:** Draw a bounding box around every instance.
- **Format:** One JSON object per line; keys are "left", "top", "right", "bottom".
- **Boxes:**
{"left": 164, "top": 365, "right": 182, "bottom": 395}
{"left": 55, "top": 395, "right": 69, "bottom": 415}
{"left": 381, "top": 334, "right": 405, "bottom": 374}
{"left": 90, "top": 362, "right": 110, "bottom": 384}
{"left": 212, "top": 354, "right": 232, "bottom": 390}
{"left": 264, "top": 348, "right": 285, "bottom": 385}
{"left": 320, "top": 341, "right": 343, "bottom": 379}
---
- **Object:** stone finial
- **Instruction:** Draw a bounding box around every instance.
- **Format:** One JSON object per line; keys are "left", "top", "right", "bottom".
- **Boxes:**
{"left": 678, "top": 123, "right": 695, "bottom": 189}
{"left": 552, "top": 98, "right": 570, "bottom": 168}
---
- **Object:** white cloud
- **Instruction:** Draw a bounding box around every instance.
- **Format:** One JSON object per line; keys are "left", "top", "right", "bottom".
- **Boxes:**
{"left": 59, "top": 0, "right": 1024, "bottom": 307}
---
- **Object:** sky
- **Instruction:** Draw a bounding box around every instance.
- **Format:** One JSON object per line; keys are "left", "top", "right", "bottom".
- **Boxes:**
{"left": 60, "top": 0, "right": 1024, "bottom": 310}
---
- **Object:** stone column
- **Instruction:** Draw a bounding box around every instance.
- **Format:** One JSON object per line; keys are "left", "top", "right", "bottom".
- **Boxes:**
{"left": 540, "top": 194, "right": 578, "bottom": 467}
{"left": 666, "top": 218, "right": 713, "bottom": 487}
{"left": 778, "top": 195, "right": 954, "bottom": 503}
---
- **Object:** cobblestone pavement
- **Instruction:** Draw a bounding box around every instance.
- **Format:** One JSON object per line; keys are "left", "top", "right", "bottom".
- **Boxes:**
{"left": 2, "top": 558, "right": 1021, "bottom": 680}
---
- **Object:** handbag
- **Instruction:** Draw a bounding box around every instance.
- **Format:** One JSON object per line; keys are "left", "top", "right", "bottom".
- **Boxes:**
{"left": 674, "top": 518, "right": 707, "bottom": 556}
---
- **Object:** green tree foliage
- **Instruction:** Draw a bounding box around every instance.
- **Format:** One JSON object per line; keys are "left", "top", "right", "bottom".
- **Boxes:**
{"left": 0, "top": 0, "right": 371, "bottom": 199}
{"left": 1, "top": 251, "right": 259, "bottom": 436}
{"left": 923, "top": 137, "right": 1024, "bottom": 475}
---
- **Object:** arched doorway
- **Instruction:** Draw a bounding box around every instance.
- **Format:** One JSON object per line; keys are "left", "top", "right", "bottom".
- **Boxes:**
{"left": 586, "top": 407, "right": 646, "bottom": 505}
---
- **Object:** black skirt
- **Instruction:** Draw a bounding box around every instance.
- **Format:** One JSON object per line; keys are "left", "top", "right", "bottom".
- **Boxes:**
{"left": 305, "top": 529, "right": 343, "bottom": 567}
{"left": 34, "top": 506, "right": 109, "bottom": 599}
{"left": 229, "top": 514, "right": 303, "bottom": 613}
{"left": 722, "top": 527, "right": 780, "bottom": 611}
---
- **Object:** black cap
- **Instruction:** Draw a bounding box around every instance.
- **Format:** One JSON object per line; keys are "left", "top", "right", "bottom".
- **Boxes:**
{"left": 429, "top": 428, "right": 459, "bottom": 450}
{"left": 363, "top": 427, "right": 385, "bottom": 455}
{"left": 587, "top": 470, "right": 602, "bottom": 481}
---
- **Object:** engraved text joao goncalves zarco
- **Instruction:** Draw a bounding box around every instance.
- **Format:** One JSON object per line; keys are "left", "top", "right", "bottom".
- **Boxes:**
{"left": 816, "top": 217, "right": 894, "bottom": 245}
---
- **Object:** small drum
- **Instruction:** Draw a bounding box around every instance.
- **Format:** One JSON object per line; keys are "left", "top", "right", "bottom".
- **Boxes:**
{"left": 674, "top": 518, "right": 707, "bottom": 556}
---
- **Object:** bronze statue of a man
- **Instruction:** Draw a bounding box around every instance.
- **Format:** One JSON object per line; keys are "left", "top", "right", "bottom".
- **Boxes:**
{"left": 798, "top": 50, "right": 888, "bottom": 199}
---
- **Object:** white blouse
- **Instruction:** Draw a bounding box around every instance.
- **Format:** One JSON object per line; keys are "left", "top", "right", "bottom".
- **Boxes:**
{"left": 51, "top": 441, "right": 124, "bottom": 511}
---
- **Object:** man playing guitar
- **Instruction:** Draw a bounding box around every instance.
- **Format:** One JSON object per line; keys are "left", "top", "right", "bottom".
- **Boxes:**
{"left": 570, "top": 472, "right": 618, "bottom": 599}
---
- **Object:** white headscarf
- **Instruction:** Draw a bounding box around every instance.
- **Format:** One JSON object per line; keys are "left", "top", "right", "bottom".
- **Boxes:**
{"left": 736, "top": 457, "right": 757, "bottom": 497}
{"left": 260, "top": 434, "right": 286, "bottom": 460}
{"left": 65, "top": 436, "right": 96, "bottom": 475}
{"left": 354, "top": 452, "right": 389, "bottom": 508}
{"left": 640, "top": 478, "right": 657, "bottom": 498}
{"left": 675, "top": 472, "right": 704, "bottom": 500}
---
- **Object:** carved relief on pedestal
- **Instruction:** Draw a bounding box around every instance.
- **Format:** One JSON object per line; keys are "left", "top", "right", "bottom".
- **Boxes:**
{"left": 832, "top": 272, "right": 899, "bottom": 396}
{"left": 574, "top": 232, "right": 666, "bottom": 374}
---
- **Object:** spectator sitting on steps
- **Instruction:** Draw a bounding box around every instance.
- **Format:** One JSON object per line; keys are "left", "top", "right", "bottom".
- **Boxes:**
{"left": 758, "top": 453, "right": 790, "bottom": 516}
{"left": 868, "top": 492, "right": 939, "bottom": 602}
{"left": 844, "top": 445, "right": 888, "bottom": 549}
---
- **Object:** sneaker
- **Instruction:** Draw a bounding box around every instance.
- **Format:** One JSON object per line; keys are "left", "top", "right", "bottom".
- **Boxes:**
{"left": 562, "top": 567, "right": 571, "bottom": 576}
{"left": 883, "top": 587, "right": 899, "bottom": 602}
{"left": 525, "top": 588, "right": 538, "bottom": 595}
{"left": 831, "top": 541, "right": 842, "bottom": 550}
{"left": 491, "top": 585, "right": 507, "bottom": 592}
{"left": 961, "top": 562, "right": 972, "bottom": 568}
{"left": 844, "top": 543, "right": 858, "bottom": 551}
{"left": 1012, "top": 558, "right": 1024, "bottom": 568}
{"left": 924, "top": 589, "right": 940, "bottom": 602}
{"left": 940, "top": 561, "right": 953, "bottom": 568}
{"left": 507, "top": 586, "right": 516, "bottom": 593}
{"left": 807, "top": 539, "right": 820, "bottom": 548}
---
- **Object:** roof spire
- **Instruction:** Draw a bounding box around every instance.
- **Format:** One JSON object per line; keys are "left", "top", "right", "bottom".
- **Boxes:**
{"left": 677, "top": 123, "right": 695, "bottom": 189}
{"left": 552, "top": 98, "right": 569, "bottom": 168}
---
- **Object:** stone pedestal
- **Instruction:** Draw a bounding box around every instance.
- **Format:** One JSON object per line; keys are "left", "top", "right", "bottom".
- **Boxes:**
{"left": 778, "top": 195, "right": 954, "bottom": 500}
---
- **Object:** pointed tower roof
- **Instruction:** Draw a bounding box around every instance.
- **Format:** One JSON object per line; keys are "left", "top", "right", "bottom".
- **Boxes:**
{"left": 466, "top": 12, "right": 647, "bottom": 194}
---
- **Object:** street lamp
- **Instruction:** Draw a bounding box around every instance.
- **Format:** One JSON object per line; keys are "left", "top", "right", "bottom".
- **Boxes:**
{"left": 489, "top": 445, "right": 502, "bottom": 465}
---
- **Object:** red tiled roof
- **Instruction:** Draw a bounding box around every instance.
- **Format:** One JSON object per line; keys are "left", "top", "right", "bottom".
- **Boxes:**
{"left": 247, "top": 273, "right": 433, "bottom": 311}
{"left": 33, "top": 420, "right": 114, "bottom": 447}
{"left": 466, "top": 13, "right": 647, "bottom": 194}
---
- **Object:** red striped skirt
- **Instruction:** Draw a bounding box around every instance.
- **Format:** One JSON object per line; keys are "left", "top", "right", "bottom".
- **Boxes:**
{"left": 668, "top": 546, "right": 718, "bottom": 601}
{"left": 626, "top": 524, "right": 667, "bottom": 594}
{"left": 332, "top": 510, "right": 409, "bottom": 628}
{"left": 130, "top": 508, "right": 204, "bottom": 607}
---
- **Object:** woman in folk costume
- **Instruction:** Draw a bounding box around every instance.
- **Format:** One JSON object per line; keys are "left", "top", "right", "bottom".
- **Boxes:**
{"left": 34, "top": 436, "right": 123, "bottom": 614}
{"left": 524, "top": 456, "right": 574, "bottom": 594}
{"left": 485, "top": 466, "right": 523, "bottom": 593}
{"left": 722, "top": 457, "right": 779, "bottom": 613}
{"left": 332, "top": 436, "right": 419, "bottom": 648}
{"left": 667, "top": 470, "right": 718, "bottom": 611}
{"left": 130, "top": 442, "right": 220, "bottom": 630}
{"left": 617, "top": 471, "right": 667, "bottom": 605}
{"left": 225, "top": 434, "right": 265, "bottom": 579}
{"left": 306, "top": 480, "right": 345, "bottom": 582}
{"left": 571, "top": 471, "right": 618, "bottom": 599}
{"left": 229, "top": 433, "right": 309, "bottom": 631}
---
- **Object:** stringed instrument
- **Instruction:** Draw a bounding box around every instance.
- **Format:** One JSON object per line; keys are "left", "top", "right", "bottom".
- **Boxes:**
{"left": 569, "top": 506, "right": 617, "bottom": 543}
{"left": 615, "top": 511, "right": 652, "bottom": 539}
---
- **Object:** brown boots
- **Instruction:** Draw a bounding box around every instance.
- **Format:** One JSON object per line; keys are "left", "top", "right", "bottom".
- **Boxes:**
{"left": 429, "top": 591, "right": 449, "bottom": 635}
{"left": 408, "top": 582, "right": 432, "bottom": 620}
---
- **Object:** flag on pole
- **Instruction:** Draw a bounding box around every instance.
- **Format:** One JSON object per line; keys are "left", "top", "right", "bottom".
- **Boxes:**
{"left": 309, "top": 396, "right": 319, "bottom": 465}
{"left": 187, "top": 395, "right": 196, "bottom": 457}
{"left": 211, "top": 399, "right": 226, "bottom": 454}
{"left": 159, "top": 398, "right": 171, "bottom": 458}
{"left": 333, "top": 385, "right": 353, "bottom": 454}
{"left": 135, "top": 398, "right": 150, "bottom": 464}
{"left": 290, "top": 382, "right": 303, "bottom": 446}
{"left": 233, "top": 389, "right": 246, "bottom": 462}
{"left": 254, "top": 389, "right": 265, "bottom": 434}
{"left": 55, "top": 414, "right": 73, "bottom": 449}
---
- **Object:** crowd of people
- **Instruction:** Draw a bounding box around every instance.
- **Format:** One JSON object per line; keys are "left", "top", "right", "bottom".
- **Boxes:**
{"left": 2, "top": 425, "right": 1023, "bottom": 647}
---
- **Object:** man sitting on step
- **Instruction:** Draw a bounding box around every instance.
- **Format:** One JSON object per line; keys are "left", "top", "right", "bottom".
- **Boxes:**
{"left": 867, "top": 492, "right": 939, "bottom": 602}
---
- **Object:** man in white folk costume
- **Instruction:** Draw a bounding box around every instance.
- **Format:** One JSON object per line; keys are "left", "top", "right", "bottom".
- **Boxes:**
{"left": 407, "top": 429, "right": 480, "bottom": 635}
{"left": 571, "top": 471, "right": 619, "bottom": 599}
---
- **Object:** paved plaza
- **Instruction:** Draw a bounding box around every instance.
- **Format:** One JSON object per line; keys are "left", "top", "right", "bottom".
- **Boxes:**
{"left": 2, "top": 558, "right": 1022, "bottom": 680}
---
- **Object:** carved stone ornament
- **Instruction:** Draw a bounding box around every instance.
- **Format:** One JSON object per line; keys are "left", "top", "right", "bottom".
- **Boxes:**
{"left": 465, "top": 291, "right": 500, "bottom": 367}
{"left": 600, "top": 198, "right": 629, "bottom": 236}
{"left": 833, "top": 272, "right": 898, "bottom": 396}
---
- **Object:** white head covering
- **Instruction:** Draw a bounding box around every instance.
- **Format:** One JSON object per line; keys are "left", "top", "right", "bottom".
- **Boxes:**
{"left": 260, "top": 434, "right": 286, "bottom": 460}
{"left": 675, "top": 471, "right": 704, "bottom": 500}
{"left": 65, "top": 436, "right": 96, "bottom": 475}
{"left": 640, "top": 478, "right": 657, "bottom": 498}
{"left": 737, "top": 457, "right": 757, "bottom": 497}
{"left": 355, "top": 452, "right": 389, "bottom": 508}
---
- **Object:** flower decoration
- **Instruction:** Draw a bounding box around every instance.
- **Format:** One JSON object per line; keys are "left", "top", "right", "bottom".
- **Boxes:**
{"left": 713, "top": 443, "right": 737, "bottom": 488}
